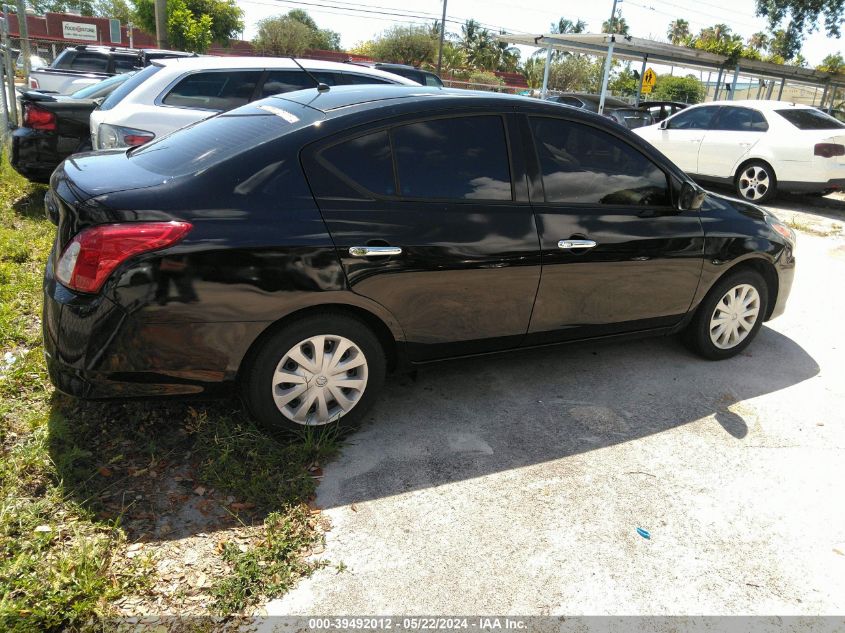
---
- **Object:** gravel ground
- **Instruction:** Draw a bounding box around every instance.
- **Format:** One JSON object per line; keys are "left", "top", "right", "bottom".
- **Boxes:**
{"left": 264, "top": 193, "right": 845, "bottom": 617}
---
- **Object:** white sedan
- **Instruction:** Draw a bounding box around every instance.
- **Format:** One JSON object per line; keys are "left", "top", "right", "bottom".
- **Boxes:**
{"left": 89, "top": 56, "right": 418, "bottom": 150}
{"left": 634, "top": 100, "right": 845, "bottom": 202}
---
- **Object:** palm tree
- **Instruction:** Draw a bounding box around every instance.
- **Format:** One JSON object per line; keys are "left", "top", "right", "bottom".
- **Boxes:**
{"left": 747, "top": 31, "right": 769, "bottom": 51}
{"left": 459, "top": 19, "right": 498, "bottom": 71}
{"left": 667, "top": 19, "right": 689, "bottom": 45}
{"left": 602, "top": 15, "right": 629, "bottom": 36}
{"left": 551, "top": 18, "right": 587, "bottom": 35}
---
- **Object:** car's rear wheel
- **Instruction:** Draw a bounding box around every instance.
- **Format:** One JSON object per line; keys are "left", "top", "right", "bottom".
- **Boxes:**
{"left": 684, "top": 269, "right": 769, "bottom": 360}
{"left": 242, "top": 314, "right": 386, "bottom": 432}
{"left": 735, "top": 161, "right": 776, "bottom": 203}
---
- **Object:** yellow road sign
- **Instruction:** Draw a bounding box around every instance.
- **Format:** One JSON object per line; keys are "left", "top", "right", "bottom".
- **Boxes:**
{"left": 643, "top": 68, "right": 657, "bottom": 88}
{"left": 641, "top": 84, "right": 653, "bottom": 94}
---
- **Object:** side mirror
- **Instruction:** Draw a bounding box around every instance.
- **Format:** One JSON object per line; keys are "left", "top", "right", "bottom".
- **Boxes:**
{"left": 678, "top": 181, "right": 706, "bottom": 211}
{"left": 659, "top": 119, "right": 669, "bottom": 130}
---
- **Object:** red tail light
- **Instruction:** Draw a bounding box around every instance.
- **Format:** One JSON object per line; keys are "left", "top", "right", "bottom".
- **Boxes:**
{"left": 29, "top": 78, "right": 39, "bottom": 89}
{"left": 123, "top": 133, "right": 155, "bottom": 147}
{"left": 24, "top": 104, "right": 56, "bottom": 131}
{"left": 56, "top": 221, "right": 192, "bottom": 294}
{"left": 814, "top": 143, "right": 845, "bottom": 158}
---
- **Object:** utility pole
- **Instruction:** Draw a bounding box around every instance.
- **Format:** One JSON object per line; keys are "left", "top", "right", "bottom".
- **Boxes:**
{"left": 598, "top": 0, "right": 619, "bottom": 115}
{"left": 154, "top": 0, "right": 167, "bottom": 49}
{"left": 1, "top": 6, "right": 17, "bottom": 126}
{"left": 436, "top": 0, "right": 447, "bottom": 76}
{"left": 128, "top": 21, "right": 134, "bottom": 48}
{"left": 15, "top": 0, "right": 30, "bottom": 87}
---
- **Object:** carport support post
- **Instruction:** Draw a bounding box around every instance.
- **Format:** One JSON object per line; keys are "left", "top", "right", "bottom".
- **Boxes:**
{"left": 777, "top": 77, "right": 785, "bottom": 100}
{"left": 0, "top": 7, "right": 17, "bottom": 126}
{"left": 598, "top": 35, "right": 615, "bottom": 115}
{"left": 820, "top": 83, "right": 829, "bottom": 108}
{"left": 729, "top": 64, "right": 740, "bottom": 101}
{"left": 634, "top": 54, "right": 647, "bottom": 106}
{"left": 713, "top": 67, "right": 723, "bottom": 100}
{"left": 540, "top": 44, "right": 552, "bottom": 98}
{"left": 766, "top": 80, "right": 775, "bottom": 99}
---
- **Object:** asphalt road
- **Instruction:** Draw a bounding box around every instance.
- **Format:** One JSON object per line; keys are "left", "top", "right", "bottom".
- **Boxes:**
{"left": 265, "top": 196, "right": 845, "bottom": 617}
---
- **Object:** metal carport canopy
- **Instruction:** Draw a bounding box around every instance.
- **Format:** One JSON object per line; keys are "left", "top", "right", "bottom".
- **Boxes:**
{"left": 497, "top": 32, "right": 845, "bottom": 109}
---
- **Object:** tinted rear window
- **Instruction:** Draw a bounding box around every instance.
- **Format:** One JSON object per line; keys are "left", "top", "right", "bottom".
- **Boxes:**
{"left": 776, "top": 108, "right": 844, "bottom": 130}
{"left": 128, "top": 109, "right": 316, "bottom": 177}
{"left": 162, "top": 71, "right": 263, "bottom": 111}
{"left": 71, "top": 71, "right": 133, "bottom": 99}
{"left": 99, "top": 64, "right": 161, "bottom": 111}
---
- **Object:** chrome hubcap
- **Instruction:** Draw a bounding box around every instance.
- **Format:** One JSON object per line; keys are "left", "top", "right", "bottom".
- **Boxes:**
{"left": 272, "top": 334, "right": 368, "bottom": 425}
{"left": 738, "top": 165, "right": 770, "bottom": 201}
{"left": 709, "top": 284, "right": 760, "bottom": 350}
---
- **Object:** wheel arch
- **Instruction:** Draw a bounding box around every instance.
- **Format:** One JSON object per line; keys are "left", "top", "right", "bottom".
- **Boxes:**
{"left": 236, "top": 302, "right": 402, "bottom": 384}
{"left": 734, "top": 156, "right": 778, "bottom": 186}
{"left": 700, "top": 256, "right": 780, "bottom": 321}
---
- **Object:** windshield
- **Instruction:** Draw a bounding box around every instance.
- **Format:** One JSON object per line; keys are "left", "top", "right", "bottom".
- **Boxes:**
{"left": 776, "top": 108, "right": 845, "bottom": 130}
{"left": 71, "top": 72, "right": 134, "bottom": 99}
{"left": 99, "top": 64, "right": 161, "bottom": 111}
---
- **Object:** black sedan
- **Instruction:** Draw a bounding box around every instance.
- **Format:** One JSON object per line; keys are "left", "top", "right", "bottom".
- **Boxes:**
{"left": 547, "top": 93, "right": 654, "bottom": 128}
{"left": 10, "top": 72, "right": 134, "bottom": 183}
{"left": 42, "top": 85, "right": 796, "bottom": 431}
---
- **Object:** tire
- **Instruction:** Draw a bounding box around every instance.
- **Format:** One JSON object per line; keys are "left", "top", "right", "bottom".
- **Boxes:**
{"left": 241, "top": 313, "right": 386, "bottom": 433}
{"left": 734, "top": 160, "right": 777, "bottom": 204}
{"left": 684, "top": 269, "right": 769, "bottom": 360}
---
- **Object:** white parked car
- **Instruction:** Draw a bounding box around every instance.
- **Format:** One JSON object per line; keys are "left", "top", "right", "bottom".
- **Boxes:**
{"left": 634, "top": 100, "right": 845, "bottom": 202}
{"left": 90, "top": 57, "right": 419, "bottom": 150}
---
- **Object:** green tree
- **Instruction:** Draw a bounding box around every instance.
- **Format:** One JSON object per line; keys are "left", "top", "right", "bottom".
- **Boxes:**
{"left": 767, "top": 27, "right": 799, "bottom": 61}
{"left": 692, "top": 23, "right": 743, "bottom": 55}
{"left": 755, "top": 0, "right": 844, "bottom": 60}
{"left": 548, "top": 54, "right": 604, "bottom": 92}
{"left": 132, "top": 0, "right": 243, "bottom": 52}
{"left": 747, "top": 31, "right": 770, "bottom": 51}
{"left": 253, "top": 15, "right": 312, "bottom": 57}
{"left": 609, "top": 63, "right": 639, "bottom": 96}
{"left": 459, "top": 19, "right": 499, "bottom": 70}
{"left": 370, "top": 25, "right": 437, "bottom": 67}
{"left": 252, "top": 10, "right": 340, "bottom": 55}
{"left": 667, "top": 19, "right": 690, "bottom": 45}
{"left": 438, "top": 42, "right": 467, "bottom": 76}
{"left": 816, "top": 52, "right": 844, "bottom": 73}
{"left": 285, "top": 8, "right": 340, "bottom": 51}
{"left": 653, "top": 74, "right": 705, "bottom": 103}
{"left": 27, "top": 0, "right": 95, "bottom": 15}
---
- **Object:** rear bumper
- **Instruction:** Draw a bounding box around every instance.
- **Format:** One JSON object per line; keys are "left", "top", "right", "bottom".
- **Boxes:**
{"left": 42, "top": 253, "right": 263, "bottom": 400}
{"left": 9, "top": 127, "right": 63, "bottom": 183}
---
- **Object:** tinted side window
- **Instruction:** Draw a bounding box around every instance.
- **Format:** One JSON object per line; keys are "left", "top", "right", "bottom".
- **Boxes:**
{"left": 530, "top": 117, "right": 670, "bottom": 206}
{"left": 776, "top": 108, "right": 844, "bottom": 130}
{"left": 99, "top": 64, "right": 161, "bottom": 111}
{"left": 714, "top": 107, "right": 768, "bottom": 131}
{"left": 392, "top": 116, "right": 512, "bottom": 200}
{"left": 163, "top": 71, "right": 262, "bottom": 111}
{"left": 71, "top": 52, "right": 108, "bottom": 73}
{"left": 667, "top": 106, "right": 719, "bottom": 130}
{"left": 424, "top": 74, "right": 443, "bottom": 87}
{"left": 342, "top": 73, "right": 392, "bottom": 85}
{"left": 51, "top": 49, "right": 75, "bottom": 69}
{"left": 320, "top": 131, "right": 395, "bottom": 196}
{"left": 259, "top": 70, "right": 313, "bottom": 97}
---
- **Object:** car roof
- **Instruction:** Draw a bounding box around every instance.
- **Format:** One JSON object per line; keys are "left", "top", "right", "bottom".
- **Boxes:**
{"left": 153, "top": 56, "right": 419, "bottom": 84}
{"left": 688, "top": 99, "right": 813, "bottom": 111}
{"left": 268, "top": 84, "right": 531, "bottom": 113}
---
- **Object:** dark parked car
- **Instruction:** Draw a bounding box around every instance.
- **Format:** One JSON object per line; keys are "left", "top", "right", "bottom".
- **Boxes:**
{"left": 547, "top": 93, "right": 654, "bottom": 128}
{"left": 347, "top": 61, "right": 443, "bottom": 87}
{"left": 639, "top": 100, "right": 689, "bottom": 123}
{"left": 10, "top": 73, "right": 135, "bottom": 183}
{"left": 43, "top": 86, "right": 795, "bottom": 432}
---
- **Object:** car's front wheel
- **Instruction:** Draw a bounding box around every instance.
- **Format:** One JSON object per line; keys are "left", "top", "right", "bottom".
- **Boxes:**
{"left": 735, "top": 161, "right": 777, "bottom": 203}
{"left": 242, "top": 314, "right": 386, "bottom": 432}
{"left": 684, "top": 269, "right": 769, "bottom": 360}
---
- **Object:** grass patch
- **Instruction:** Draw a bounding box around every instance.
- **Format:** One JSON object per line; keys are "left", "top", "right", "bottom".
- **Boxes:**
{"left": 0, "top": 156, "right": 342, "bottom": 629}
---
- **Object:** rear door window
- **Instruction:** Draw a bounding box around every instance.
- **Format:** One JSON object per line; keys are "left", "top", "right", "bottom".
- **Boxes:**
{"left": 530, "top": 116, "right": 670, "bottom": 206}
{"left": 713, "top": 107, "right": 769, "bottom": 131}
{"left": 163, "top": 71, "right": 263, "bottom": 111}
{"left": 112, "top": 56, "right": 138, "bottom": 74}
{"left": 341, "top": 73, "right": 392, "bottom": 85}
{"left": 392, "top": 115, "right": 512, "bottom": 200}
{"left": 99, "top": 64, "right": 161, "bottom": 111}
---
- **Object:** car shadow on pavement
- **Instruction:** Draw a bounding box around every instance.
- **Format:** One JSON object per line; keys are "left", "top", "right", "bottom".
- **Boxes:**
{"left": 316, "top": 327, "right": 819, "bottom": 509}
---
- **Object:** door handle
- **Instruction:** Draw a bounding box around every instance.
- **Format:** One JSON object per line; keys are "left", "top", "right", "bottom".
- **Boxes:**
{"left": 558, "top": 239, "right": 597, "bottom": 250}
{"left": 348, "top": 245, "right": 403, "bottom": 257}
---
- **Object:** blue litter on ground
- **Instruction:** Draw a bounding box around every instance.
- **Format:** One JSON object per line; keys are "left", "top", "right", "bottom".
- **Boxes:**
{"left": 637, "top": 528, "right": 651, "bottom": 539}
